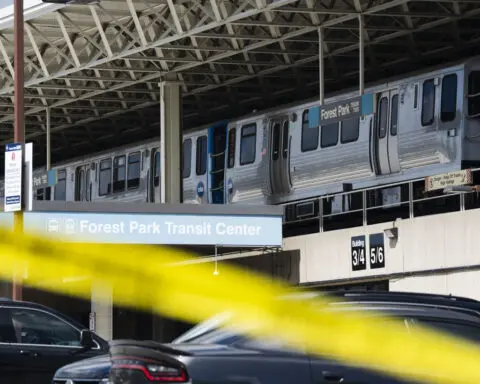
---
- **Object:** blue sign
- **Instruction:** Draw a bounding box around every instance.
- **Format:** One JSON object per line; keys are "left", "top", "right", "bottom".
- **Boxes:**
{"left": 369, "top": 233, "right": 385, "bottom": 269}
{"left": 23, "top": 212, "right": 283, "bottom": 247}
{"left": 197, "top": 182, "right": 205, "bottom": 198}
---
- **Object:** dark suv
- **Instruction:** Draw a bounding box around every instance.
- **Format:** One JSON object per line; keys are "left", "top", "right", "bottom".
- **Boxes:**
{"left": 0, "top": 298, "right": 108, "bottom": 384}
{"left": 54, "top": 290, "right": 480, "bottom": 384}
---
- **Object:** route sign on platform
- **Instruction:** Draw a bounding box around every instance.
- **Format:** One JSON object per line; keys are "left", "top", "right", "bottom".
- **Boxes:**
{"left": 4, "top": 143, "right": 22, "bottom": 212}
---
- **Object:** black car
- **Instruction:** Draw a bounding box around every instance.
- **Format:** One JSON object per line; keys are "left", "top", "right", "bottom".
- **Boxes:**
{"left": 53, "top": 290, "right": 480, "bottom": 384}
{"left": 0, "top": 297, "right": 108, "bottom": 384}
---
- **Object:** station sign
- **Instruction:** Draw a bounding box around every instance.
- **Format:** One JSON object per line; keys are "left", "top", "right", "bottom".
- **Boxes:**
{"left": 4, "top": 143, "right": 22, "bottom": 212}
{"left": 424, "top": 169, "right": 472, "bottom": 192}
{"left": 308, "top": 93, "right": 375, "bottom": 128}
{"left": 33, "top": 169, "right": 58, "bottom": 189}
{"left": 23, "top": 211, "right": 283, "bottom": 247}
{"left": 319, "top": 97, "right": 361, "bottom": 125}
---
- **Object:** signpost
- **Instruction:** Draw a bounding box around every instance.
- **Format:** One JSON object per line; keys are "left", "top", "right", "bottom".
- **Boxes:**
{"left": 4, "top": 143, "right": 22, "bottom": 212}
{"left": 351, "top": 235, "right": 366, "bottom": 271}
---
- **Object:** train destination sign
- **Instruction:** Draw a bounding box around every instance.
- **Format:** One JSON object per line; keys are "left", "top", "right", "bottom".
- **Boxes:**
{"left": 23, "top": 211, "right": 283, "bottom": 247}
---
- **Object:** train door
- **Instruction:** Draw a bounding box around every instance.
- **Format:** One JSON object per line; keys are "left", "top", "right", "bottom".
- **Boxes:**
{"left": 269, "top": 115, "right": 292, "bottom": 195}
{"left": 149, "top": 148, "right": 161, "bottom": 203}
{"left": 208, "top": 123, "right": 228, "bottom": 204}
{"left": 74, "top": 165, "right": 91, "bottom": 201}
{"left": 372, "top": 89, "right": 400, "bottom": 175}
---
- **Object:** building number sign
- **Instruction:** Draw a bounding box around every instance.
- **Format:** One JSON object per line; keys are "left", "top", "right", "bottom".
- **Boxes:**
{"left": 351, "top": 235, "right": 366, "bottom": 271}
{"left": 351, "top": 233, "right": 386, "bottom": 271}
{"left": 369, "top": 233, "right": 385, "bottom": 269}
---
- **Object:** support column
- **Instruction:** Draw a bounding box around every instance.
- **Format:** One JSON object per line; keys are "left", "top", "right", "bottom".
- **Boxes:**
{"left": 46, "top": 108, "right": 51, "bottom": 170}
{"left": 318, "top": 27, "right": 324, "bottom": 105}
{"left": 159, "top": 81, "right": 182, "bottom": 204}
{"left": 358, "top": 15, "right": 365, "bottom": 96}
{"left": 152, "top": 81, "right": 183, "bottom": 342}
{"left": 90, "top": 281, "right": 112, "bottom": 340}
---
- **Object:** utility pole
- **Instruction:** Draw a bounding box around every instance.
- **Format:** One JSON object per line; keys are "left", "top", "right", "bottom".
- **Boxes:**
{"left": 12, "top": 0, "right": 25, "bottom": 301}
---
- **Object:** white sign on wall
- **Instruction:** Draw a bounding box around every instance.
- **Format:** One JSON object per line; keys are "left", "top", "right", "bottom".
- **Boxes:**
{"left": 4, "top": 143, "right": 22, "bottom": 212}
{"left": 425, "top": 169, "right": 472, "bottom": 192}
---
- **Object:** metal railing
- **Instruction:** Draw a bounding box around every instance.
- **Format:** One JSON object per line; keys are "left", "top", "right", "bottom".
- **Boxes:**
{"left": 283, "top": 167, "right": 480, "bottom": 236}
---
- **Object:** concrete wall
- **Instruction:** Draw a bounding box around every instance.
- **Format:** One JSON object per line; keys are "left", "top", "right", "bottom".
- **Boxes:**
{"left": 283, "top": 209, "right": 480, "bottom": 293}
{"left": 390, "top": 271, "right": 480, "bottom": 301}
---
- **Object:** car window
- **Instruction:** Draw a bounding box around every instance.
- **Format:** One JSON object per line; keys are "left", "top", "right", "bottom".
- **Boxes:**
{"left": 412, "top": 319, "right": 480, "bottom": 343}
{"left": 9, "top": 308, "right": 82, "bottom": 346}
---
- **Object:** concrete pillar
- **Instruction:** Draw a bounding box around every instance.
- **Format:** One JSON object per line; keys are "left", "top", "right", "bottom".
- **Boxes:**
{"left": 159, "top": 81, "right": 182, "bottom": 204}
{"left": 153, "top": 81, "right": 183, "bottom": 341}
{"left": 90, "top": 281, "right": 112, "bottom": 341}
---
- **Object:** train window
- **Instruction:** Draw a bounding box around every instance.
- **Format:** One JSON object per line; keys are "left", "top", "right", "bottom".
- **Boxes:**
{"left": 74, "top": 167, "right": 85, "bottom": 201}
{"left": 240, "top": 123, "right": 256, "bottom": 166}
{"left": 441, "top": 74, "right": 457, "bottom": 122}
{"left": 227, "top": 128, "right": 236, "bottom": 168}
{"left": 422, "top": 79, "right": 435, "bottom": 126}
{"left": 45, "top": 187, "right": 51, "bottom": 200}
{"left": 54, "top": 169, "right": 67, "bottom": 201}
{"left": 378, "top": 97, "right": 388, "bottom": 139}
{"left": 183, "top": 139, "right": 192, "bottom": 179}
{"left": 113, "top": 155, "right": 126, "bottom": 193}
{"left": 391, "top": 95, "right": 399, "bottom": 136}
{"left": 127, "top": 152, "right": 141, "bottom": 190}
{"left": 196, "top": 136, "right": 207, "bottom": 176}
{"left": 320, "top": 122, "right": 339, "bottom": 148}
{"left": 468, "top": 71, "right": 480, "bottom": 117}
{"left": 301, "top": 110, "right": 319, "bottom": 152}
{"left": 86, "top": 170, "right": 91, "bottom": 201}
{"left": 340, "top": 117, "right": 359, "bottom": 144}
{"left": 272, "top": 122, "right": 280, "bottom": 161}
{"left": 35, "top": 189, "right": 44, "bottom": 201}
{"left": 154, "top": 151, "right": 160, "bottom": 187}
{"left": 99, "top": 158, "right": 112, "bottom": 196}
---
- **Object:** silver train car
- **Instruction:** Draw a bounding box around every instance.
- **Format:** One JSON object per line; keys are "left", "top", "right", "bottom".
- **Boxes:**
{"left": 2, "top": 57, "right": 480, "bottom": 217}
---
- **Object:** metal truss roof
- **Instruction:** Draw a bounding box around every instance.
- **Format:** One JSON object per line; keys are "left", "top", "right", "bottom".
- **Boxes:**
{"left": 1, "top": 0, "right": 480, "bottom": 164}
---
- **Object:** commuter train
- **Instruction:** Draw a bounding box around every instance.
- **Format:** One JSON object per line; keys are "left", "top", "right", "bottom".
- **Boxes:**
{"left": 2, "top": 57, "right": 480, "bottom": 219}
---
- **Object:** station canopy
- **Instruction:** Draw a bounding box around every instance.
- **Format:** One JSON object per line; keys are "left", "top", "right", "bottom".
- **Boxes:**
{"left": 0, "top": 0, "right": 479, "bottom": 164}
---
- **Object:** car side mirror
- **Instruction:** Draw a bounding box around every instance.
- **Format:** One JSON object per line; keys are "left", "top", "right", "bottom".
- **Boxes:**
{"left": 80, "top": 329, "right": 95, "bottom": 349}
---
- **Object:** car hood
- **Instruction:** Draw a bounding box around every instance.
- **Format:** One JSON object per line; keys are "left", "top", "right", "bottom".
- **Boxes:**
{"left": 54, "top": 354, "right": 112, "bottom": 380}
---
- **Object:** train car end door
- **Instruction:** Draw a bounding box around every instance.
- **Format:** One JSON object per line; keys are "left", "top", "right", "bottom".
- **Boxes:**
{"left": 269, "top": 115, "right": 292, "bottom": 196}
{"left": 373, "top": 90, "right": 400, "bottom": 176}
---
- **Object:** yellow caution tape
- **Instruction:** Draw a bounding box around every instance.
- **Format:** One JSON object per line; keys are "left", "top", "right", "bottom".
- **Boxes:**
{"left": 1, "top": 226, "right": 480, "bottom": 384}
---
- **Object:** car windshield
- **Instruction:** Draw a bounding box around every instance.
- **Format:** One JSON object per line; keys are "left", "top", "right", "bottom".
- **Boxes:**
{"left": 171, "top": 312, "right": 243, "bottom": 345}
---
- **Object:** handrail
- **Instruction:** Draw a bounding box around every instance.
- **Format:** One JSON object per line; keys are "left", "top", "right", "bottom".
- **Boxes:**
{"left": 283, "top": 168, "right": 480, "bottom": 231}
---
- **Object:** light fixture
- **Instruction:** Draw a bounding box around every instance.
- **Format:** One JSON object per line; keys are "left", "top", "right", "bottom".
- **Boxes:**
{"left": 384, "top": 227, "right": 398, "bottom": 240}
{"left": 384, "top": 219, "right": 399, "bottom": 240}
